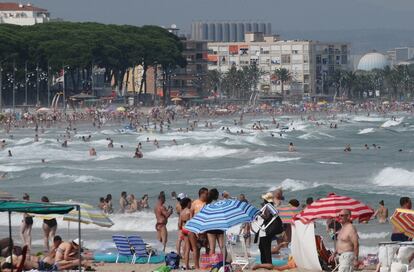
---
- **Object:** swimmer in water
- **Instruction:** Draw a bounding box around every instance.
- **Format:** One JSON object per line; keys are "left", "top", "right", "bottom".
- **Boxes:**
{"left": 61, "top": 140, "right": 68, "bottom": 148}
{"left": 172, "top": 139, "right": 177, "bottom": 145}
{"left": 288, "top": 142, "right": 296, "bottom": 152}
{"left": 34, "top": 134, "right": 39, "bottom": 142}
{"left": 8, "top": 150, "right": 12, "bottom": 157}
{"left": 344, "top": 144, "right": 351, "bottom": 152}
{"left": 89, "top": 148, "right": 97, "bottom": 156}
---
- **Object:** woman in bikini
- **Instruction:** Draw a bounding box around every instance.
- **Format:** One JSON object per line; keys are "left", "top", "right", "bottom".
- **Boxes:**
{"left": 21, "top": 193, "right": 33, "bottom": 249}
{"left": 179, "top": 197, "right": 192, "bottom": 270}
{"left": 41, "top": 196, "right": 58, "bottom": 252}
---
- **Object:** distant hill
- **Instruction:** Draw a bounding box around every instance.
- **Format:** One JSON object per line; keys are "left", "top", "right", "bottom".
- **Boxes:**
{"left": 277, "top": 29, "right": 414, "bottom": 54}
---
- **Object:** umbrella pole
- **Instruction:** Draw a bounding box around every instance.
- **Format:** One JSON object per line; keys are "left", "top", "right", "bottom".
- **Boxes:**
{"left": 78, "top": 205, "right": 81, "bottom": 272}
{"left": 8, "top": 211, "right": 13, "bottom": 272}
{"left": 223, "top": 231, "right": 226, "bottom": 269}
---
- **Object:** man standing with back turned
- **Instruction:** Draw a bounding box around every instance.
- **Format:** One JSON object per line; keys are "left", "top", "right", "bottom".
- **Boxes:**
{"left": 329, "top": 209, "right": 359, "bottom": 272}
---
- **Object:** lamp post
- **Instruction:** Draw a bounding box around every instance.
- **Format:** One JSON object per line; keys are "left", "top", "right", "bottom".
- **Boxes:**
{"left": 24, "top": 61, "right": 28, "bottom": 106}
{"left": 47, "top": 64, "right": 51, "bottom": 107}
{"left": 12, "top": 60, "right": 16, "bottom": 112}
{"left": 36, "top": 63, "right": 40, "bottom": 106}
{"left": 62, "top": 64, "right": 66, "bottom": 113}
{"left": 0, "top": 65, "right": 2, "bottom": 112}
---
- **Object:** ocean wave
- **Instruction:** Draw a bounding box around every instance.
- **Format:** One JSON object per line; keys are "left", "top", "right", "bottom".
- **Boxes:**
{"left": 0, "top": 211, "right": 178, "bottom": 233}
{"left": 381, "top": 118, "right": 404, "bottom": 128}
{"left": 145, "top": 143, "right": 243, "bottom": 159}
{"left": 270, "top": 178, "right": 319, "bottom": 192}
{"left": 250, "top": 155, "right": 301, "bottom": 164}
{"left": 40, "top": 172, "right": 104, "bottom": 183}
{"left": 372, "top": 167, "right": 414, "bottom": 186}
{"left": 0, "top": 165, "right": 33, "bottom": 172}
{"left": 318, "top": 161, "right": 343, "bottom": 165}
{"left": 358, "top": 232, "right": 389, "bottom": 239}
{"left": 358, "top": 128, "right": 375, "bottom": 134}
{"left": 353, "top": 116, "right": 387, "bottom": 122}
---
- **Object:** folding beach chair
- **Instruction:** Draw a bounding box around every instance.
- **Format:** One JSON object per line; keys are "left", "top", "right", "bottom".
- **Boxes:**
{"left": 112, "top": 235, "right": 135, "bottom": 264}
{"left": 128, "top": 235, "right": 152, "bottom": 264}
{"left": 227, "top": 234, "right": 252, "bottom": 270}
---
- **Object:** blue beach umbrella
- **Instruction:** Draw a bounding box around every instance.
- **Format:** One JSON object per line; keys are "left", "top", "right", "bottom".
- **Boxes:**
{"left": 185, "top": 199, "right": 259, "bottom": 233}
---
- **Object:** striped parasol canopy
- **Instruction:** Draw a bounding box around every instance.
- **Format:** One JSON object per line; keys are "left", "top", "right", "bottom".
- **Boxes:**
{"left": 391, "top": 208, "right": 414, "bottom": 238}
{"left": 59, "top": 201, "right": 114, "bottom": 228}
{"left": 0, "top": 191, "right": 17, "bottom": 200}
{"left": 185, "top": 199, "right": 259, "bottom": 233}
{"left": 294, "top": 193, "right": 374, "bottom": 223}
{"left": 277, "top": 204, "right": 302, "bottom": 224}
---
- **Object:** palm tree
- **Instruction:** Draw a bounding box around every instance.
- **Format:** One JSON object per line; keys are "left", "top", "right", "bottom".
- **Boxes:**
{"left": 342, "top": 71, "right": 357, "bottom": 99}
{"left": 273, "top": 68, "right": 291, "bottom": 99}
{"left": 206, "top": 70, "right": 222, "bottom": 94}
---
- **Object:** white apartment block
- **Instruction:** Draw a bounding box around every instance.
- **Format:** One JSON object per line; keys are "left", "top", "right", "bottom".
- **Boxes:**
{"left": 207, "top": 33, "right": 350, "bottom": 99}
{"left": 0, "top": 2, "right": 50, "bottom": 26}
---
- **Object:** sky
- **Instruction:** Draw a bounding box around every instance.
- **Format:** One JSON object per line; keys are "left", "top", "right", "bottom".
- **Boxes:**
{"left": 12, "top": 0, "right": 414, "bottom": 34}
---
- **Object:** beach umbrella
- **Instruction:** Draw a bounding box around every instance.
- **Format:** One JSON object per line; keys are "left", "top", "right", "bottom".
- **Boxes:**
{"left": 185, "top": 199, "right": 259, "bottom": 269}
{"left": 390, "top": 208, "right": 414, "bottom": 238}
{"left": 59, "top": 201, "right": 114, "bottom": 228}
{"left": 171, "top": 97, "right": 182, "bottom": 102}
{"left": 294, "top": 193, "right": 374, "bottom": 224}
{"left": 36, "top": 107, "right": 52, "bottom": 113}
{"left": 185, "top": 199, "right": 259, "bottom": 233}
{"left": 0, "top": 191, "right": 17, "bottom": 200}
{"left": 277, "top": 205, "right": 302, "bottom": 224}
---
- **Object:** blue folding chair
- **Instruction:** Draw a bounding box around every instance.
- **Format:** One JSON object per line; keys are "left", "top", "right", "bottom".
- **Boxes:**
{"left": 112, "top": 235, "right": 135, "bottom": 263}
{"left": 128, "top": 235, "right": 152, "bottom": 264}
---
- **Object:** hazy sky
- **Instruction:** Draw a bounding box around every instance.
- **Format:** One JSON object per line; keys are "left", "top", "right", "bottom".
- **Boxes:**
{"left": 15, "top": 0, "right": 414, "bottom": 33}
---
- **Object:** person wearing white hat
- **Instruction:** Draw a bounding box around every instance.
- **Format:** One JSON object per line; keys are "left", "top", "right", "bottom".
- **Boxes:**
{"left": 54, "top": 238, "right": 86, "bottom": 270}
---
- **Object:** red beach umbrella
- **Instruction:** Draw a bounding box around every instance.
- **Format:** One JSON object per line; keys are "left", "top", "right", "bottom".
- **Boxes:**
{"left": 295, "top": 193, "right": 374, "bottom": 223}
{"left": 390, "top": 208, "right": 414, "bottom": 238}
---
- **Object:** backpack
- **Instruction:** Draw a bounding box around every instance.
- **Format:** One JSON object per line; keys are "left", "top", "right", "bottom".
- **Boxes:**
{"left": 165, "top": 251, "right": 180, "bottom": 269}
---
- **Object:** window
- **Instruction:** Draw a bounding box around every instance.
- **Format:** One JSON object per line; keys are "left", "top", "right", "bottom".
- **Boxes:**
{"left": 281, "top": 54, "right": 290, "bottom": 64}
{"left": 316, "top": 55, "right": 321, "bottom": 64}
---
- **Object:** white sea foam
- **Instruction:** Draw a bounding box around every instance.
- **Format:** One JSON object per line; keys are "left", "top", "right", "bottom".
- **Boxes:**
{"left": 250, "top": 155, "right": 301, "bottom": 164}
{"left": 372, "top": 167, "right": 414, "bottom": 186}
{"left": 381, "top": 117, "right": 404, "bottom": 128}
{"left": 318, "top": 161, "right": 343, "bottom": 165}
{"left": 145, "top": 143, "right": 243, "bottom": 159}
{"left": 0, "top": 165, "right": 33, "bottom": 172}
{"left": 0, "top": 211, "right": 178, "bottom": 233}
{"left": 358, "top": 128, "right": 375, "bottom": 134}
{"left": 353, "top": 116, "right": 387, "bottom": 122}
{"left": 40, "top": 172, "right": 104, "bottom": 183}
{"left": 269, "top": 178, "right": 319, "bottom": 192}
{"left": 358, "top": 232, "right": 389, "bottom": 239}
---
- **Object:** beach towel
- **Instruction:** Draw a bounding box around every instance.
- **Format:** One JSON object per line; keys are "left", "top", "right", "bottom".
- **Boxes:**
{"left": 291, "top": 221, "right": 322, "bottom": 271}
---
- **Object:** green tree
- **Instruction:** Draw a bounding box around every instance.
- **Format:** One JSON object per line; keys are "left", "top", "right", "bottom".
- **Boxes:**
{"left": 273, "top": 68, "right": 291, "bottom": 99}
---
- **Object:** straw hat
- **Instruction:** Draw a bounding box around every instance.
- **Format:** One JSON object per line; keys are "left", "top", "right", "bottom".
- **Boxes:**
{"left": 72, "top": 238, "right": 84, "bottom": 248}
{"left": 261, "top": 192, "right": 274, "bottom": 203}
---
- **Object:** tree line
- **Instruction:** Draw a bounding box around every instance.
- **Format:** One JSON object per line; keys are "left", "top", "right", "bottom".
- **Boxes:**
{"left": 207, "top": 64, "right": 414, "bottom": 102}
{"left": 0, "top": 22, "right": 186, "bottom": 106}
{"left": 326, "top": 65, "right": 414, "bottom": 100}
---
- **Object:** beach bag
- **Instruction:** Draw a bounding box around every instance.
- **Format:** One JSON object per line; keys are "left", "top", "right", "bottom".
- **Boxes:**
{"left": 153, "top": 265, "right": 171, "bottom": 272}
{"left": 210, "top": 261, "right": 233, "bottom": 272}
{"left": 165, "top": 251, "right": 180, "bottom": 269}
{"left": 200, "top": 253, "right": 224, "bottom": 270}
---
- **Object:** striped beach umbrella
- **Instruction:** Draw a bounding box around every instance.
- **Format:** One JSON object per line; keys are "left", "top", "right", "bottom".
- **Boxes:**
{"left": 390, "top": 208, "right": 414, "bottom": 238}
{"left": 185, "top": 199, "right": 259, "bottom": 233}
{"left": 295, "top": 193, "right": 374, "bottom": 223}
{"left": 59, "top": 201, "right": 114, "bottom": 228}
{"left": 277, "top": 205, "right": 302, "bottom": 224}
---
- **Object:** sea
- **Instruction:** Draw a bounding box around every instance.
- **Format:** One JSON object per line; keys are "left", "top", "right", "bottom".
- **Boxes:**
{"left": 0, "top": 112, "right": 413, "bottom": 255}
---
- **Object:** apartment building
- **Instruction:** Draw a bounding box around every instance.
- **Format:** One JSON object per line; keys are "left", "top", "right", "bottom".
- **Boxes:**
{"left": 0, "top": 2, "right": 50, "bottom": 25}
{"left": 207, "top": 32, "right": 350, "bottom": 99}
